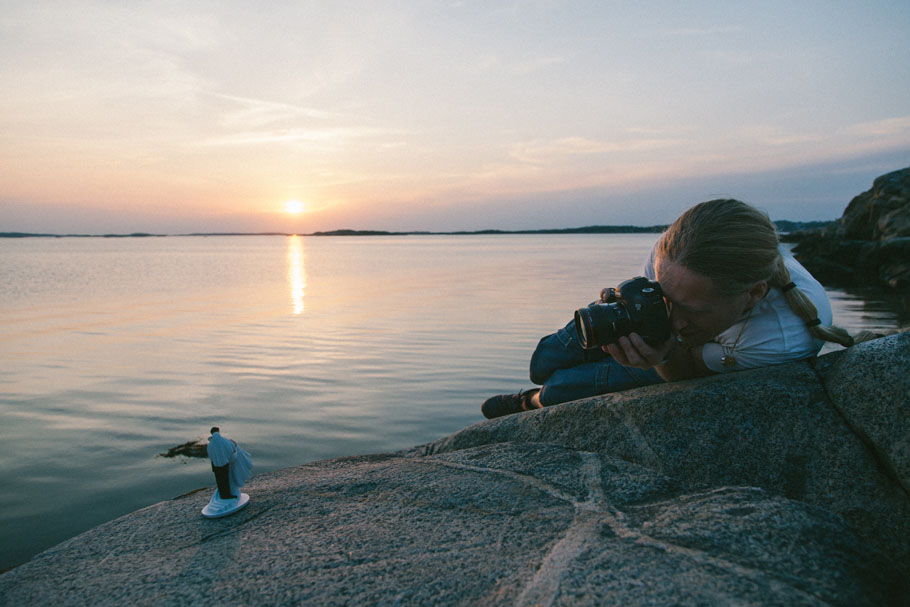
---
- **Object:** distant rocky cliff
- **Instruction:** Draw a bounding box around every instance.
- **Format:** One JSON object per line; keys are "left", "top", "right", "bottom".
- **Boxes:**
{"left": 786, "top": 167, "right": 910, "bottom": 292}
{"left": 1, "top": 333, "right": 907, "bottom": 606}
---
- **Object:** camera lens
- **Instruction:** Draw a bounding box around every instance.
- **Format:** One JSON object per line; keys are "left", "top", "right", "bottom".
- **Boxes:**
{"left": 575, "top": 307, "right": 597, "bottom": 349}
{"left": 574, "top": 302, "right": 630, "bottom": 349}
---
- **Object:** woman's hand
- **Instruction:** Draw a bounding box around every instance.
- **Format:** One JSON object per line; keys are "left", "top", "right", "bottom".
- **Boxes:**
{"left": 604, "top": 333, "right": 675, "bottom": 370}
{"left": 605, "top": 333, "right": 714, "bottom": 380}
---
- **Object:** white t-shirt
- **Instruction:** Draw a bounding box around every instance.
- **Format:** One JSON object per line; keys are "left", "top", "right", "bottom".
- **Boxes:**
{"left": 644, "top": 246, "right": 832, "bottom": 373}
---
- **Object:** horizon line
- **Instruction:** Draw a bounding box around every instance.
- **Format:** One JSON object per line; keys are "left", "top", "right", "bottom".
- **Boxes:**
{"left": 0, "top": 219, "right": 832, "bottom": 239}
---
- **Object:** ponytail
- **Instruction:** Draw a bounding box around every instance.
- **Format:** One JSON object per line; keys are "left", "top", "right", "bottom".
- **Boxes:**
{"left": 769, "top": 257, "right": 855, "bottom": 347}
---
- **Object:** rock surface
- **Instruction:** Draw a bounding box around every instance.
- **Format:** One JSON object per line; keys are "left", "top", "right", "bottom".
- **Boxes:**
{"left": 1, "top": 333, "right": 908, "bottom": 606}
{"left": 789, "top": 167, "right": 910, "bottom": 291}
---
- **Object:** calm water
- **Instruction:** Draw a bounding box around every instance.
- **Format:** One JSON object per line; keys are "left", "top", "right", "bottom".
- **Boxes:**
{"left": 0, "top": 234, "right": 904, "bottom": 570}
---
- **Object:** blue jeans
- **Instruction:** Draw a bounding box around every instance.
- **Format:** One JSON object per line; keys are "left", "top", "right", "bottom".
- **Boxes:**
{"left": 529, "top": 318, "right": 662, "bottom": 406}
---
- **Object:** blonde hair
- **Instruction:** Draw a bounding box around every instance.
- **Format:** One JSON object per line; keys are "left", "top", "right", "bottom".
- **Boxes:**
{"left": 656, "top": 199, "right": 854, "bottom": 347}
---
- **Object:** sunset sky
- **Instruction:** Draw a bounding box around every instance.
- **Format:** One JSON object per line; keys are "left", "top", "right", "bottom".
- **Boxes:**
{"left": 1, "top": 1, "right": 908, "bottom": 234}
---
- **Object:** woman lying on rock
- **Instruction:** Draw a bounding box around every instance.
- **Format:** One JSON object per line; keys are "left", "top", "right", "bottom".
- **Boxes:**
{"left": 482, "top": 198, "right": 856, "bottom": 419}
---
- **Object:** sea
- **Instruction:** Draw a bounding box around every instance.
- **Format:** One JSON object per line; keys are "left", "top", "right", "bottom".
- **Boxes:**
{"left": 0, "top": 234, "right": 905, "bottom": 571}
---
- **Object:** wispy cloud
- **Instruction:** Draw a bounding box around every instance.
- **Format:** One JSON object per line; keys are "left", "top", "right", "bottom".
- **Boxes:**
{"left": 844, "top": 116, "right": 910, "bottom": 137}
{"left": 211, "top": 94, "right": 343, "bottom": 129}
{"left": 733, "top": 125, "right": 823, "bottom": 146}
{"left": 509, "top": 135, "right": 685, "bottom": 164}
{"left": 198, "top": 93, "right": 407, "bottom": 149}
{"left": 200, "top": 126, "right": 405, "bottom": 148}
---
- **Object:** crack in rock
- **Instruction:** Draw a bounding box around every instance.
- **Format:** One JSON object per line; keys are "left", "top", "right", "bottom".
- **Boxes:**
{"left": 426, "top": 451, "right": 828, "bottom": 606}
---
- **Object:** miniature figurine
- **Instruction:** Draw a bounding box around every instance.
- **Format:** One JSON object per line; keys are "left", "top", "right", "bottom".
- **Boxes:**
{"left": 202, "top": 426, "right": 253, "bottom": 518}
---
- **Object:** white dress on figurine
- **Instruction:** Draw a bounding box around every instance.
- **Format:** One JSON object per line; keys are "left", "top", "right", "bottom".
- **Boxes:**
{"left": 202, "top": 431, "right": 253, "bottom": 518}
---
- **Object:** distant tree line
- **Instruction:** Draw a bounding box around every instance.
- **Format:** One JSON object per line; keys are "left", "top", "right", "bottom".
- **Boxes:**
{"left": 1, "top": 220, "right": 834, "bottom": 239}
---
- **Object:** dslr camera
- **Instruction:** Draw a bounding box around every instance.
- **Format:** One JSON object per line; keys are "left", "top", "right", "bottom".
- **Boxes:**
{"left": 574, "top": 276, "right": 671, "bottom": 349}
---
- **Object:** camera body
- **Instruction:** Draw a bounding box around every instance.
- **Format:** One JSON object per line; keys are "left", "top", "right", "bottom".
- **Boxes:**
{"left": 574, "top": 276, "right": 671, "bottom": 349}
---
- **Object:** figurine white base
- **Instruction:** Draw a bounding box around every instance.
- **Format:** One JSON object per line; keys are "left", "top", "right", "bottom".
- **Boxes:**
{"left": 201, "top": 490, "right": 250, "bottom": 518}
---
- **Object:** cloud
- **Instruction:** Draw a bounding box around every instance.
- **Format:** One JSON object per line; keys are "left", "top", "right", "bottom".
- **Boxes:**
{"left": 844, "top": 116, "right": 910, "bottom": 138}
{"left": 200, "top": 126, "right": 404, "bottom": 148}
{"left": 732, "top": 125, "right": 823, "bottom": 147}
{"left": 508, "top": 136, "right": 686, "bottom": 165}
{"left": 197, "top": 93, "right": 406, "bottom": 150}
{"left": 211, "top": 94, "right": 342, "bottom": 129}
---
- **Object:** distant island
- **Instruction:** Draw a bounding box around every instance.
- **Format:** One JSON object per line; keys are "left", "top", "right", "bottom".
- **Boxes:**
{"left": 0, "top": 221, "right": 831, "bottom": 239}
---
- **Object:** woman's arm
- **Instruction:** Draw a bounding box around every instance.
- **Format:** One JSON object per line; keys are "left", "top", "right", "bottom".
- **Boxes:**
{"left": 605, "top": 333, "right": 715, "bottom": 381}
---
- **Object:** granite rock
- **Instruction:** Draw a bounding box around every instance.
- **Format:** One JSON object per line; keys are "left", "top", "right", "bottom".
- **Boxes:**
{"left": 815, "top": 330, "right": 910, "bottom": 493}
{"left": 1, "top": 334, "right": 908, "bottom": 606}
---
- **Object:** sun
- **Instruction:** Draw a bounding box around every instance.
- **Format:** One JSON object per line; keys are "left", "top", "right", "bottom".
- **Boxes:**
{"left": 284, "top": 199, "right": 306, "bottom": 214}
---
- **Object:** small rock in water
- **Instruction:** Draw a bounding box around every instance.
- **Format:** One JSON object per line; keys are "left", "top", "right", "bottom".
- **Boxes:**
{"left": 160, "top": 438, "right": 208, "bottom": 458}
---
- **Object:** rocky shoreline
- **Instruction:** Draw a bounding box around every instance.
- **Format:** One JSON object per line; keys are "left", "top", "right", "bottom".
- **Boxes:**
{"left": 1, "top": 332, "right": 907, "bottom": 606}
{"left": 784, "top": 167, "right": 910, "bottom": 294}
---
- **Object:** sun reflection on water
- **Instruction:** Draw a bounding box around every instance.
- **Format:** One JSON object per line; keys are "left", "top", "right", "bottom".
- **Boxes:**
{"left": 287, "top": 235, "right": 306, "bottom": 314}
